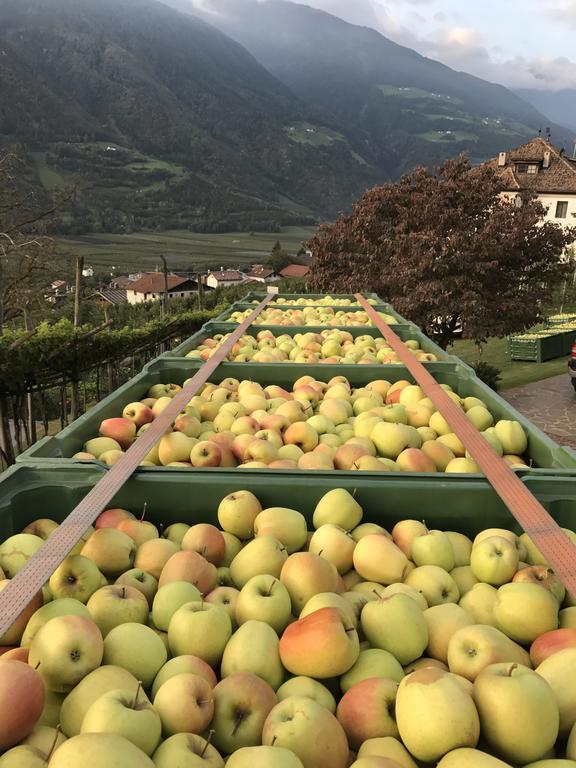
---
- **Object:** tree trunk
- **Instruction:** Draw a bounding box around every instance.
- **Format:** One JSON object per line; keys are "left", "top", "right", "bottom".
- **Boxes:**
{"left": 12, "top": 396, "right": 22, "bottom": 454}
{"left": 40, "top": 389, "right": 49, "bottom": 435}
{"left": 0, "top": 395, "right": 15, "bottom": 466}
{"left": 22, "top": 304, "right": 37, "bottom": 445}
{"left": 74, "top": 256, "right": 84, "bottom": 327}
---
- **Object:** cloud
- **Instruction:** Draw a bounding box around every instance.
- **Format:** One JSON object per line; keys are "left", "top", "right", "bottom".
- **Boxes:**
{"left": 549, "top": 1, "right": 576, "bottom": 24}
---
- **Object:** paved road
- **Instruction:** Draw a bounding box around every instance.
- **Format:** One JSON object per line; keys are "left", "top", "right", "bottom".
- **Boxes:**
{"left": 502, "top": 373, "right": 575, "bottom": 449}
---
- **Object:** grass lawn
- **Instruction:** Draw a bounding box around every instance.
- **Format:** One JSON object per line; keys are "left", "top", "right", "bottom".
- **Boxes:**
{"left": 449, "top": 336, "right": 569, "bottom": 390}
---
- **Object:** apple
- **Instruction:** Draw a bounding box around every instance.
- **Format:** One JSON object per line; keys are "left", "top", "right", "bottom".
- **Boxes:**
{"left": 459, "top": 583, "right": 498, "bottom": 626}
{"left": 134, "top": 538, "right": 178, "bottom": 581}
{"left": 341, "top": 649, "right": 405, "bottom": 691}
{"left": 411, "top": 530, "right": 455, "bottom": 570}
{"left": 301, "top": 592, "right": 357, "bottom": 629}
{"left": 221, "top": 620, "right": 284, "bottom": 690}
{"left": 235, "top": 575, "right": 292, "bottom": 633}
{"left": 337, "top": 677, "right": 399, "bottom": 749}
{"left": 370, "top": 422, "right": 411, "bottom": 459}
{"left": 153, "top": 673, "right": 214, "bottom": 737}
{"left": 163, "top": 523, "right": 190, "bottom": 547}
{"left": 435, "top": 748, "right": 514, "bottom": 766}
{"left": 536, "top": 648, "right": 576, "bottom": 735}
{"left": 152, "top": 733, "right": 224, "bottom": 768}
{"left": 254, "top": 507, "right": 308, "bottom": 554}
{"left": 0, "top": 660, "right": 45, "bottom": 750}
{"left": 421, "top": 441, "right": 455, "bottom": 471}
{"left": 168, "top": 601, "right": 232, "bottom": 666}
{"left": 361, "top": 594, "right": 428, "bottom": 665}
{"left": 182, "top": 524, "right": 226, "bottom": 565}
{"left": 86, "top": 585, "right": 149, "bottom": 637}
{"left": 47, "top": 733, "right": 155, "bottom": 768}
{"left": 308, "top": 524, "right": 356, "bottom": 574}
{"left": 313, "top": 488, "right": 363, "bottom": 530}
{"left": 99, "top": 417, "right": 136, "bottom": 449}
{"left": 404, "top": 565, "right": 460, "bottom": 606}
{"left": 530, "top": 628, "right": 576, "bottom": 667}
{"left": 0, "top": 533, "right": 44, "bottom": 577}
{"left": 158, "top": 550, "right": 217, "bottom": 595}
{"left": 493, "top": 582, "right": 558, "bottom": 644}
{"left": 29, "top": 615, "right": 104, "bottom": 693}
{"left": 151, "top": 581, "right": 201, "bottom": 631}
{"left": 451, "top": 566, "right": 479, "bottom": 596}
{"left": 280, "top": 552, "right": 340, "bottom": 614}
{"left": 205, "top": 586, "right": 240, "bottom": 625}
{"left": 396, "top": 667, "right": 480, "bottom": 762}
{"left": 353, "top": 535, "right": 409, "bottom": 585}
{"left": 445, "top": 531, "right": 473, "bottom": 566}
{"left": 151, "top": 654, "right": 217, "bottom": 699}
{"left": 470, "top": 536, "right": 519, "bottom": 586}
{"left": 447, "top": 624, "right": 531, "bottom": 681}
{"left": 276, "top": 676, "right": 336, "bottom": 713}
{"left": 83, "top": 437, "right": 122, "bottom": 459}
{"left": 262, "top": 696, "right": 349, "bottom": 768}
{"left": 115, "top": 569, "right": 158, "bottom": 608}
{"left": 423, "top": 603, "right": 475, "bottom": 664}
{"left": 473, "top": 662, "right": 559, "bottom": 764}
{"left": 47, "top": 556, "right": 105, "bottom": 605}
{"left": 102, "top": 622, "right": 167, "bottom": 688}
{"left": 391, "top": 520, "right": 428, "bottom": 557}
{"left": 23, "top": 518, "right": 59, "bottom": 540}
{"left": 81, "top": 528, "right": 136, "bottom": 577}
{"left": 0, "top": 583, "right": 43, "bottom": 645}
{"left": 230, "top": 536, "right": 288, "bottom": 588}
{"left": 512, "top": 565, "right": 565, "bottom": 604}
{"left": 122, "top": 402, "right": 154, "bottom": 428}
{"left": 494, "top": 420, "right": 527, "bottom": 455}
{"left": 211, "top": 672, "right": 278, "bottom": 754}
{"left": 226, "top": 746, "right": 304, "bottom": 767}
{"left": 81, "top": 684, "right": 162, "bottom": 756}
{"left": 218, "top": 490, "right": 262, "bottom": 538}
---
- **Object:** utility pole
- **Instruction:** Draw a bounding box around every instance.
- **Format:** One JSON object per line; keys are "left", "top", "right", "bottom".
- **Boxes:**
{"left": 70, "top": 256, "right": 84, "bottom": 420}
{"left": 160, "top": 255, "right": 169, "bottom": 318}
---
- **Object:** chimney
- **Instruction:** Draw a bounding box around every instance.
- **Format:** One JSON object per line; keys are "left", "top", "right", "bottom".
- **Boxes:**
{"left": 498, "top": 152, "right": 507, "bottom": 167}
{"left": 543, "top": 151, "right": 551, "bottom": 168}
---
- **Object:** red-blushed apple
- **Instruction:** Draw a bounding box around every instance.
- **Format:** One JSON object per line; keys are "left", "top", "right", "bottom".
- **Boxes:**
{"left": 530, "top": 627, "right": 576, "bottom": 667}
{"left": 99, "top": 417, "right": 136, "bottom": 449}
{"left": 205, "top": 586, "right": 239, "bottom": 626}
{"left": 122, "top": 402, "right": 154, "bottom": 428}
{"left": 337, "top": 677, "right": 399, "bottom": 749}
{"left": 174, "top": 413, "right": 202, "bottom": 437}
{"left": 190, "top": 440, "right": 222, "bottom": 467}
{"left": 95, "top": 508, "right": 135, "bottom": 529}
{"left": 280, "top": 552, "right": 341, "bottom": 613}
{"left": 115, "top": 569, "right": 158, "bottom": 608}
{"left": 353, "top": 535, "right": 409, "bottom": 585}
{"left": 48, "top": 733, "right": 156, "bottom": 767}
{"left": 391, "top": 519, "right": 428, "bottom": 557}
{"left": 134, "top": 538, "right": 178, "bottom": 581}
{"left": 102, "top": 622, "right": 167, "bottom": 689}
{"left": 182, "top": 524, "right": 226, "bottom": 565}
{"left": 152, "top": 733, "right": 224, "bottom": 768}
{"left": 153, "top": 673, "right": 214, "bottom": 737}
{"left": 158, "top": 550, "right": 217, "bottom": 594}
{"left": 0, "top": 581, "right": 43, "bottom": 645}
{"left": 0, "top": 660, "right": 44, "bottom": 749}
{"left": 116, "top": 518, "right": 159, "bottom": 548}
{"left": 81, "top": 528, "right": 136, "bottom": 577}
{"left": 86, "top": 585, "right": 149, "bottom": 637}
{"left": 512, "top": 565, "right": 566, "bottom": 604}
{"left": 279, "top": 607, "right": 359, "bottom": 678}
{"left": 230, "top": 536, "right": 288, "bottom": 588}
{"left": 151, "top": 654, "right": 217, "bottom": 699}
{"left": 447, "top": 624, "right": 531, "bottom": 681}
{"left": 262, "top": 695, "right": 349, "bottom": 768}
{"left": 334, "top": 444, "right": 369, "bottom": 470}
{"left": 168, "top": 601, "right": 232, "bottom": 666}
{"left": 210, "top": 672, "right": 278, "bottom": 754}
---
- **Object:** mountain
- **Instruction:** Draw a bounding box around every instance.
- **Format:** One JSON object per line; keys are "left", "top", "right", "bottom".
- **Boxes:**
{"left": 0, "top": 0, "right": 377, "bottom": 233}
{"left": 516, "top": 89, "right": 576, "bottom": 133}
{"left": 188, "top": 0, "right": 572, "bottom": 177}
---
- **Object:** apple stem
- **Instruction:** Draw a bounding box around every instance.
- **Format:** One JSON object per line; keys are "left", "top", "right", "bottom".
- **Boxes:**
{"left": 47, "top": 725, "right": 61, "bottom": 760}
{"left": 34, "top": 661, "right": 41, "bottom": 671}
{"left": 200, "top": 730, "right": 215, "bottom": 757}
{"left": 140, "top": 502, "right": 148, "bottom": 521}
{"left": 232, "top": 711, "right": 246, "bottom": 736}
{"left": 507, "top": 663, "right": 518, "bottom": 677}
{"left": 266, "top": 580, "right": 275, "bottom": 597}
{"left": 121, "top": 587, "right": 126, "bottom": 599}
{"left": 133, "top": 680, "right": 142, "bottom": 708}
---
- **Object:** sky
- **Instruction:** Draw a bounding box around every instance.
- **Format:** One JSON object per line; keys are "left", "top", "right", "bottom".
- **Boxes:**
{"left": 193, "top": 0, "right": 576, "bottom": 91}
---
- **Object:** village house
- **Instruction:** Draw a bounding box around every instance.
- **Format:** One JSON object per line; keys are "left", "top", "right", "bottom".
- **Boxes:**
{"left": 244, "top": 264, "right": 277, "bottom": 283}
{"left": 205, "top": 269, "right": 246, "bottom": 289}
{"left": 279, "top": 264, "right": 310, "bottom": 279}
{"left": 125, "top": 273, "right": 200, "bottom": 305}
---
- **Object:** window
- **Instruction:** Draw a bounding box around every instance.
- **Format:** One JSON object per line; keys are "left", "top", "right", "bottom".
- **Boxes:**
{"left": 556, "top": 201, "right": 569, "bottom": 219}
{"left": 527, "top": 164, "right": 538, "bottom": 175}
{"left": 516, "top": 163, "right": 528, "bottom": 174}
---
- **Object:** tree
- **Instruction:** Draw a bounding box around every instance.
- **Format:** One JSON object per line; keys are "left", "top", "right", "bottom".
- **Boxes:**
{"left": 308, "top": 156, "right": 576, "bottom": 347}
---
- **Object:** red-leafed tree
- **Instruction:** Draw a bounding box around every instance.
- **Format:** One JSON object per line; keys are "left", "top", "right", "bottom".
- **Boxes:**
{"left": 308, "top": 156, "right": 576, "bottom": 348}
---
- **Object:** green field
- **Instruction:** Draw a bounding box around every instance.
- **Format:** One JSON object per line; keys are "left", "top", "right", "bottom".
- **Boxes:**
{"left": 58, "top": 226, "right": 317, "bottom": 274}
{"left": 284, "top": 123, "right": 345, "bottom": 147}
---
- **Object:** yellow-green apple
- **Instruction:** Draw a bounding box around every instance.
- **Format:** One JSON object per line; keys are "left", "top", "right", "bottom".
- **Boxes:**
{"left": 282, "top": 422, "right": 318, "bottom": 452}
{"left": 536, "top": 648, "right": 576, "bottom": 735}
{"left": 451, "top": 566, "right": 479, "bottom": 596}
{"left": 73, "top": 450, "right": 97, "bottom": 460}
{"left": 20, "top": 598, "right": 90, "bottom": 648}
{"left": 122, "top": 402, "right": 154, "bottom": 428}
{"left": 436, "top": 747, "right": 514, "bottom": 766}
{"left": 116, "top": 519, "right": 159, "bottom": 548}
{"left": 22, "top": 518, "right": 59, "bottom": 539}
{"left": 445, "top": 457, "right": 480, "bottom": 473}
{"left": 37, "top": 688, "right": 65, "bottom": 728}
{"left": 405, "top": 404, "right": 434, "bottom": 429}
{"left": 48, "top": 733, "right": 155, "bottom": 768}
{"left": 370, "top": 422, "right": 411, "bottom": 459}
{"left": 459, "top": 583, "right": 498, "bottom": 625}
{"left": 429, "top": 411, "right": 452, "bottom": 435}
{"left": 395, "top": 667, "right": 480, "bottom": 761}
{"left": 411, "top": 530, "right": 455, "bottom": 570}
{"left": 190, "top": 440, "right": 222, "bottom": 467}
{"left": 337, "top": 677, "right": 399, "bottom": 749}
{"left": 0, "top": 660, "right": 45, "bottom": 749}
{"left": 308, "top": 525, "right": 356, "bottom": 574}
{"left": 152, "top": 732, "right": 224, "bottom": 768}
{"left": 280, "top": 552, "right": 340, "bottom": 613}
{"left": 86, "top": 585, "right": 149, "bottom": 637}
{"left": 173, "top": 413, "right": 202, "bottom": 437}
{"left": 235, "top": 575, "right": 292, "bottom": 633}
{"left": 361, "top": 594, "right": 428, "bottom": 665}
{"left": 474, "top": 662, "right": 559, "bottom": 763}
{"left": 262, "top": 695, "right": 349, "bottom": 768}
{"left": 493, "top": 582, "right": 558, "bottom": 644}
{"left": 353, "top": 535, "right": 408, "bottom": 585}
{"left": 0, "top": 533, "right": 43, "bottom": 577}
{"left": 134, "top": 538, "right": 178, "bottom": 581}
{"left": 205, "top": 586, "right": 239, "bottom": 625}
{"left": 470, "top": 536, "right": 519, "bottom": 586}
{"left": 84, "top": 437, "right": 122, "bottom": 459}
{"left": 168, "top": 601, "right": 232, "bottom": 665}
{"left": 280, "top": 607, "right": 359, "bottom": 678}
{"left": 530, "top": 628, "right": 576, "bottom": 667}
{"left": 352, "top": 522, "right": 389, "bottom": 542}
{"left": 153, "top": 673, "right": 214, "bottom": 737}
{"left": 151, "top": 396, "right": 173, "bottom": 417}
{"left": 230, "top": 536, "right": 288, "bottom": 588}
{"left": 391, "top": 520, "right": 427, "bottom": 557}
{"left": 519, "top": 532, "right": 548, "bottom": 566}
{"left": 115, "top": 569, "right": 157, "bottom": 608}
{"left": 149, "top": 383, "right": 181, "bottom": 398}
{"left": 445, "top": 531, "right": 473, "bottom": 566}
{"left": 466, "top": 406, "right": 494, "bottom": 431}
{"left": 219, "top": 532, "right": 242, "bottom": 566}
{"left": 421, "top": 441, "right": 455, "bottom": 471}
{"left": 437, "top": 433, "right": 465, "bottom": 456}
{"left": 221, "top": 620, "right": 284, "bottom": 689}
{"left": 81, "top": 528, "right": 135, "bottom": 577}
{"left": 254, "top": 508, "right": 307, "bottom": 554}
{"left": 300, "top": 592, "right": 358, "bottom": 629}
{"left": 381, "top": 583, "right": 428, "bottom": 610}
{"left": 99, "top": 449, "right": 124, "bottom": 466}
{"left": 226, "top": 745, "right": 304, "bottom": 767}
{"left": 276, "top": 676, "right": 336, "bottom": 713}
{"left": 218, "top": 491, "right": 262, "bottom": 539}
{"left": 0, "top": 583, "right": 43, "bottom": 645}
{"left": 447, "top": 624, "right": 531, "bottom": 681}
{"left": 19, "top": 724, "right": 67, "bottom": 753}
{"left": 341, "top": 648, "right": 404, "bottom": 691}
{"left": 513, "top": 565, "right": 565, "bottom": 604}
{"left": 494, "top": 420, "right": 527, "bottom": 455}
{"left": 158, "top": 550, "right": 217, "bottom": 594}
{"left": 404, "top": 565, "right": 460, "bottom": 606}
{"left": 561, "top": 608, "right": 576, "bottom": 628}
{"left": 29, "top": 615, "right": 103, "bottom": 693}
{"left": 211, "top": 673, "right": 278, "bottom": 754}
{"left": 151, "top": 655, "right": 217, "bottom": 699}
{"left": 243, "top": 439, "right": 278, "bottom": 465}
{"left": 102, "top": 622, "right": 166, "bottom": 688}
{"left": 80, "top": 684, "right": 162, "bottom": 756}
{"left": 182, "top": 524, "right": 225, "bottom": 565}
{"left": 98, "top": 417, "right": 136, "bottom": 449}
{"left": 353, "top": 455, "right": 391, "bottom": 471}
{"left": 50, "top": 555, "right": 102, "bottom": 603}
{"left": 424, "top": 604, "right": 475, "bottom": 664}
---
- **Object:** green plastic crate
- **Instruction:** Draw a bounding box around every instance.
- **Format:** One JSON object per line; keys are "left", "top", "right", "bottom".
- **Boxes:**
{"left": 215, "top": 302, "right": 409, "bottom": 326}
{"left": 508, "top": 333, "right": 564, "bottom": 363}
{"left": 240, "top": 291, "right": 385, "bottom": 305}
{"left": 1, "top": 464, "right": 576, "bottom": 542}
{"left": 17, "top": 359, "right": 576, "bottom": 476}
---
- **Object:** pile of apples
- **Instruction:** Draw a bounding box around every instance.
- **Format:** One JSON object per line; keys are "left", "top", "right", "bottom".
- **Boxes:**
{"left": 228, "top": 307, "right": 398, "bottom": 327}
{"left": 77, "top": 375, "right": 531, "bottom": 473}
{"left": 184, "top": 329, "right": 439, "bottom": 365}
{"left": 257, "top": 296, "right": 379, "bottom": 307}
{"left": 2, "top": 487, "right": 576, "bottom": 767}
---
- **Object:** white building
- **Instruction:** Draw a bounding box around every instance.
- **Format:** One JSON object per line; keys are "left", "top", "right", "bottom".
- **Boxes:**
{"left": 244, "top": 265, "right": 277, "bottom": 283}
{"left": 126, "top": 273, "right": 199, "bottom": 305}
{"left": 205, "top": 269, "right": 246, "bottom": 289}
{"left": 488, "top": 137, "right": 576, "bottom": 230}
